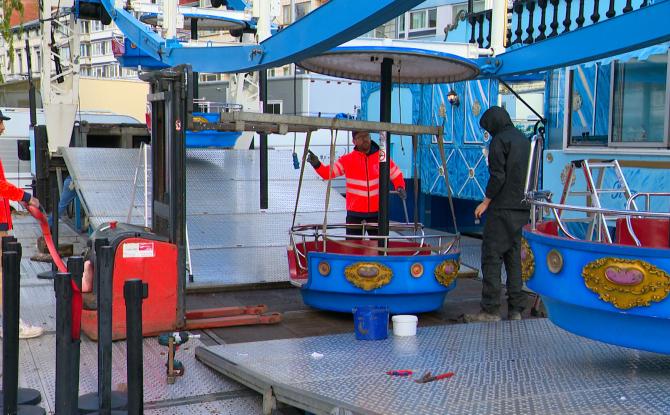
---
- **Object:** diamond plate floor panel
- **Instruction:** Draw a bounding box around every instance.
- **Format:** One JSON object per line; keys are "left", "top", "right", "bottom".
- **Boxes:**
{"left": 198, "top": 319, "right": 670, "bottom": 415}
{"left": 1, "top": 334, "right": 249, "bottom": 413}
{"left": 62, "top": 147, "right": 346, "bottom": 288}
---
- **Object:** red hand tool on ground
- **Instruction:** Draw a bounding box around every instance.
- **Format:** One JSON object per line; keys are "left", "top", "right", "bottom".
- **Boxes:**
{"left": 27, "top": 205, "right": 83, "bottom": 340}
{"left": 414, "top": 371, "right": 455, "bottom": 383}
{"left": 386, "top": 370, "right": 413, "bottom": 377}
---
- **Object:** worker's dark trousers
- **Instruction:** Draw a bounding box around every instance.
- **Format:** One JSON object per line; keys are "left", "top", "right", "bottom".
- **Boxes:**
{"left": 346, "top": 212, "right": 379, "bottom": 237}
{"left": 480, "top": 208, "right": 530, "bottom": 314}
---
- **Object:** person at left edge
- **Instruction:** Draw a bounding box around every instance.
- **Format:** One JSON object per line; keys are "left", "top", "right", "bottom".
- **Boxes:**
{"left": 0, "top": 109, "right": 43, "bottom": 339}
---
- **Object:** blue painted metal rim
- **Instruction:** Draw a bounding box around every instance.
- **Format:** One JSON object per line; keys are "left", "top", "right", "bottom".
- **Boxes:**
{"left": 298, "top": 45, "right": 480, "bottom": 84}
{"left": 524, "top": 228, "right": 670, "bottom": 258}
{"left": 542, "top": 296, "right": 670, "bottom": 355}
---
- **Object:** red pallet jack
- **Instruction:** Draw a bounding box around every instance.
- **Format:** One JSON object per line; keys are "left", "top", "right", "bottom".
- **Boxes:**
{"left": 77, "top": 221, "right": 282, "bottom": 340}
{"left": 33, "top": 208, "right": 281, "bottom": 340}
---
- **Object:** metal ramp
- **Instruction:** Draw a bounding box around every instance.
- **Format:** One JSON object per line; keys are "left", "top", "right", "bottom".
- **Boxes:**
{"left": 196, "top": 319, "right": 670, "bottom": 415}
{"left": 62, "top": 147, "right": 346, "bottom": 288}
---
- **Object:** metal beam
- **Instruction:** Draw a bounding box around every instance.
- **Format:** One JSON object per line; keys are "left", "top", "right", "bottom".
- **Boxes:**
{"left": 209, "top": 112, "right": 443, "bottom": 137}
{"left": 486, "top": 1, "right": 670, "bottom": 77}
{"left": 100, "top": 0, "right": 425, "bottom": 73}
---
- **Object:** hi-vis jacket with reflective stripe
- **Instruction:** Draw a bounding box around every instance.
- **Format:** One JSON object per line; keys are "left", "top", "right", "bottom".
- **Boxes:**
{"left": 314, "top": 141, "right": 405, "bottom": 214}
{"left": 0, "top": 159, "right": 31, "bottom": 231}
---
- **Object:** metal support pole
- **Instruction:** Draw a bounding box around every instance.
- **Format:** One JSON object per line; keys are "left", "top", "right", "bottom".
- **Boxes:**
{"left": 378, "top": 58, "right": 393, "bottom": 246}
{"left": 54, "top": 271, "right": 73, "bottom": 415}
{"left": 191, "top": 18, "right": 199, "bottom": 113}
{"left": 259, "top": 69, "right": 268, "bottom": 209}
{"left": 67, "top": 256, "right": 84, "bottom": 409}
{"left": 124, "top": 279, "right": 148, "bottom": 415}
{"left": 97, "top": 245, "right": 114, "bottom": 413}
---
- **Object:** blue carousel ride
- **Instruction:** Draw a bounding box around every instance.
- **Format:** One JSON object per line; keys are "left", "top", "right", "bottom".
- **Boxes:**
{"left": 287, "top": 40, "right": 481, "bottom": 314}
{"left": 523, "top": 132, "right": 670, "bottom": 354}
{"left": 286, "top": 128, "right": 461, "bottom": 314}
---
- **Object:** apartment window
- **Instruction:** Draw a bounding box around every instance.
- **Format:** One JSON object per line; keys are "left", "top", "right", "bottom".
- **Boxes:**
{"left": 80, "top": 21, "right": 90, "bottom": 33}
{"left": 408, "top": 8, "right": 437, "bottom": 38}
{"left": 295, "top": 2, "right": 310, "bottom": 19}
{"left": 16, "top": 51, "right": 23, "bottom": 74}
{"left": 398, "top": 14, "right": 405, "bottom": 37}
{"left": 61, "top": 46, "right": 71, "bottom": 61}
{"left": 80, "top": 44, "right": 91, "bottom": 57}
{"left": 266, "top": 100, "right": 282, "bottom": 114}
{"left": 282, "top": 5, "right": 291, "bottom": 24}
{"left": 92, "top": 41, "right": 109, "bottom": 57}
{"left": 611, "top": 53, "right": 669, "bottom": 147}
{"left": 91, "top": 21, "right": 103, "bottom": 32}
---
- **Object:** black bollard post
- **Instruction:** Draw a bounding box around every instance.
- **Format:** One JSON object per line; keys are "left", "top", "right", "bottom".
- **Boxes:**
{"left": 68, "top": 256, "right": 84, "bottom": 408}
{"left": 54, "top": 271, "right": 73, "bottom": 415}
{"left": 78, "top": 243, "right": 127, "bottom": 414}
{"left": 3, "top": 250, "right": 20, "bottom": 413}
{"left": 124, "top": 279, "right": 148, "bottom": 415}
{"left": 1, "top": 247, "right": 45, "bottom": 414}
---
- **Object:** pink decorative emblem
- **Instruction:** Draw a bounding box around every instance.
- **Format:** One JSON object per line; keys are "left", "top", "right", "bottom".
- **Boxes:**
{"left": 605, "top": 267, "right": 644, "bottom": 286}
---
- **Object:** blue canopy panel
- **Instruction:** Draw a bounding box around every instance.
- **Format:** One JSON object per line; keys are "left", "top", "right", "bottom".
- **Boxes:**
{"left": 417, "top": 80, "right": 498, "bottom": 201}
{"left": 359, "top": 78, "right": 497, "bottom": 202}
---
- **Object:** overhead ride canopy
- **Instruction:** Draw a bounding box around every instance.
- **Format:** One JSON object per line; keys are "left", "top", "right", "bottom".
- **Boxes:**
{"left": 298, "top": 39, "right": 480, "bottom": 84}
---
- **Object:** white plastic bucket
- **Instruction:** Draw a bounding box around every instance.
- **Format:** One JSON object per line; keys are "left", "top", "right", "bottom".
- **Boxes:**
{"left": 392, "top": 315, "right": 418, "bottom": 337}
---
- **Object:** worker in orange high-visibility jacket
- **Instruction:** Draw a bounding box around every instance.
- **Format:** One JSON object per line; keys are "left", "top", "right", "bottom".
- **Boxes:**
{"left": 307, "top": 130, "right": 406, "bottom": 236}
{"left": 0, "top": 109, "right": 43, "bottom": 339}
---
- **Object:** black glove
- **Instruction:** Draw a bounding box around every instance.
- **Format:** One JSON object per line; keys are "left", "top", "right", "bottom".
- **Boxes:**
{"left": 397, "top": 187, "right": 407, "bottom": 200}
{"left": 307, "top": 150, "right": 321, "bottom": 168}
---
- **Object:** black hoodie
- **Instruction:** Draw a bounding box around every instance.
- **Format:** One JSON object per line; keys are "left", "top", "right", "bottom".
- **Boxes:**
{"left": 479, "top": 106, "right": 530, "bottom": 211}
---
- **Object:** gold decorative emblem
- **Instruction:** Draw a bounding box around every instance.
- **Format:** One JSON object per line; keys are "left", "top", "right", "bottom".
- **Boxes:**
{"left": 434, "top": 260, "right": 459, "bottom": 287}
{"left": 318, "top": 261, "right": 331, "bottom": 276}
{"left": 572, "top": 91, "right": 583, "bottom": 111}
{"left": 546, "top": 249, "right": 563, "bottom": 274}
{"left": 192, "top": 116, "right": 209, "bottom": 124}
{"left": 344, "top": 262, "right": 393, "bottom": 291}
{"left": 472, "top": 100, "right": 481, "bottom": 117}
{"left": 582, "top": 258, "right": 670, "bottom": 309}
{"left": 521, "top": 238, "right": 535, "bottom": 281}
{"left": 410, "top": 263, "right": 424, "bottom": 278}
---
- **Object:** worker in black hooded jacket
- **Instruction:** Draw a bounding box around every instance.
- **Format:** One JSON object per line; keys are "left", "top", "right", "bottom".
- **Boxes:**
{"left": 465, "top": 106, "right": 531, "bottom": 323}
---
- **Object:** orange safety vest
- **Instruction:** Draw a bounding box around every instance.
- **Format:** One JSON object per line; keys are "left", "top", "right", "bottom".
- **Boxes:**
{"left": 0, "top": 159, "right": 28, "bottom": 231}
{"left": 314, "top": 144, "right": 405, "bottom": 214}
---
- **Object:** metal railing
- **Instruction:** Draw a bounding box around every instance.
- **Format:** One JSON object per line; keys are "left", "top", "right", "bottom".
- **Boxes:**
{"left": 289, "top": 223, "right": 459, "bottom": 273}
{"left": 507, "top": 0, "right": 650, "bottom": 47}
{"left": 524, "top": 132, "right": 670, "bottom": 245}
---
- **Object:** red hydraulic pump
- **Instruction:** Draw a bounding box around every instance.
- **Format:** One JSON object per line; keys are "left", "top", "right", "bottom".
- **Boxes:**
{"left": 81, "top": 221, "right": 179, "bottom": 340}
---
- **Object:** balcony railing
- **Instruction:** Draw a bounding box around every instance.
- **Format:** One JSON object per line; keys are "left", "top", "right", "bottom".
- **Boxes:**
{"left": 506, "top": 0, "right": 650, "bottom": 47}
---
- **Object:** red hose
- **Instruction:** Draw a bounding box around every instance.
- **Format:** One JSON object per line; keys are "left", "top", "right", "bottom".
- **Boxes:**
{"left": 27, "top": 205, "right": 83, "bottom": 340}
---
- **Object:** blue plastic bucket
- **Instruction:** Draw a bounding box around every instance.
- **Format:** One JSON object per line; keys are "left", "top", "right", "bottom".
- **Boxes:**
{"left": 353, "top": 306, "right": 389, "bottom": 340}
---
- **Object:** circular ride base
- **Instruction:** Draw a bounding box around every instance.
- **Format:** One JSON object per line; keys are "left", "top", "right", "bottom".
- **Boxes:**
{"left": 523, "top": 223, "right": 670, "bottom": 354}
{"left": 301, "top": 248, "right": 459, "bottom": 314}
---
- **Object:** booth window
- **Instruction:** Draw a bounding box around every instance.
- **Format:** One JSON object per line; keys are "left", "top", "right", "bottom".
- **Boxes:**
{"left": 567, "top": 64, "right": 611, "bottom": 147}
{"left": 610, "top": 53, "right": 669, "bottom": 148}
